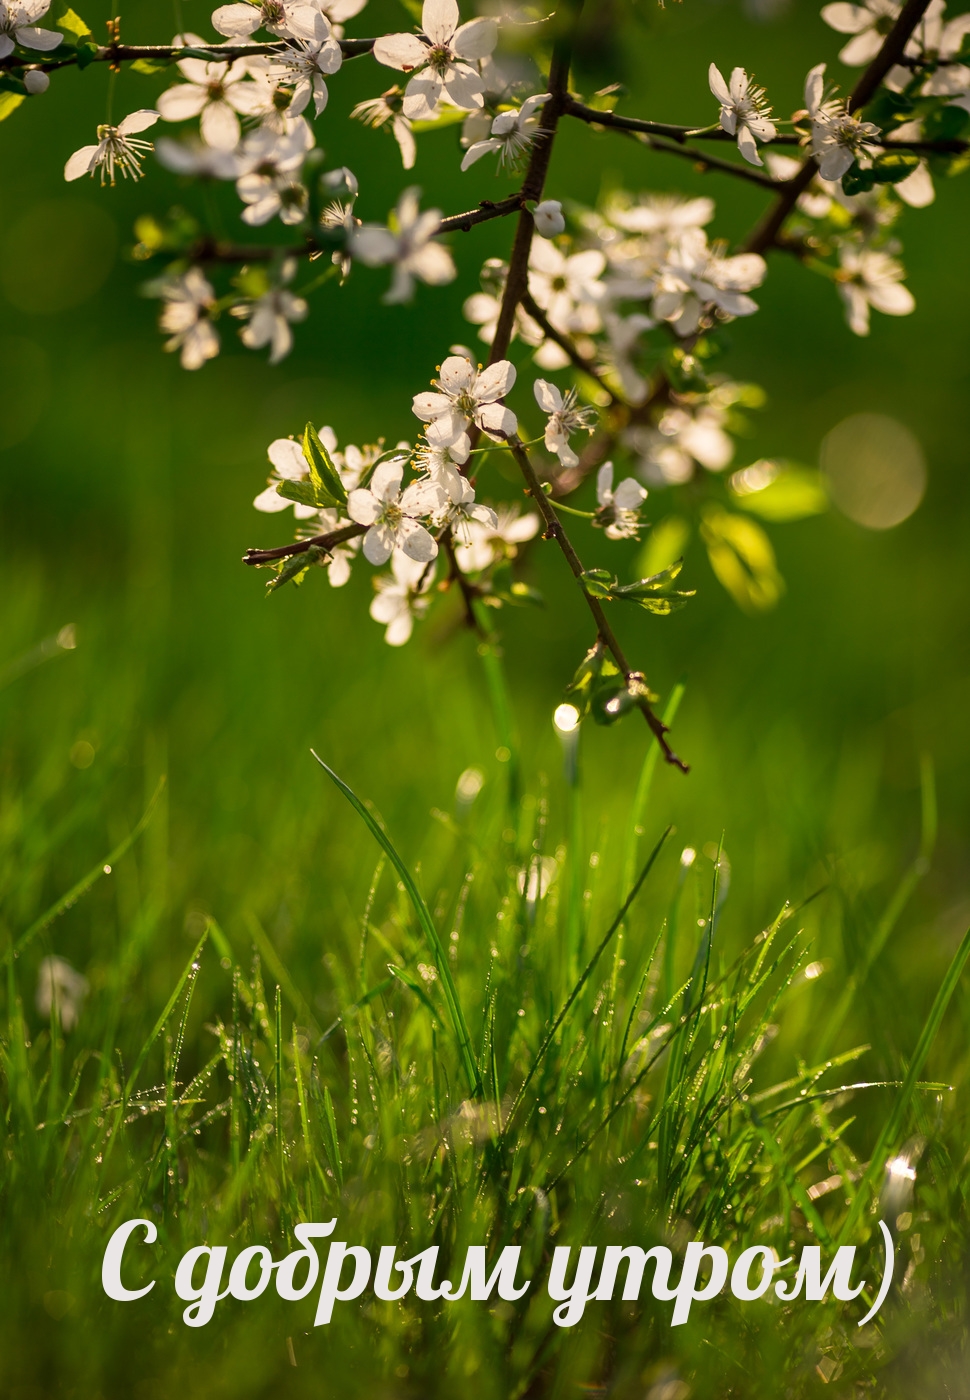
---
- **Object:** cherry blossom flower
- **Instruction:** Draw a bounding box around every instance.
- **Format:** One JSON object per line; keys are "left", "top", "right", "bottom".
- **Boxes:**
{"left": 836, "top": 246, "right": 915, "bottom": 335}
{"left": 152, "top": 268, "right": 220, "bottom": 369}
{"left": 595, "top": 461, "right": 647, "bottom": 540}
{"left": 910, "top": 3, "right": 970, "bottom": 104}
{"left": 0, "top": 0, "right": 61, "bottom": 59}
{"left": 64, "top": 110, "right": 160, "bottom": 185}
{"left": 350, "top": 187, "right": 455, "bottom": 303}
{"left": 234, "top": 261, "right": 308, "bottom": 363}
{"left": 235, "top": 119, "right": 314, "bottom": 225}
{"left": 370, "top": 549, "right": 436, "bottom": 645}
{"left": 453, "top": 504, "right": 540, "bottom": 572}
{"left": 157, "top": 36, "right": 267, "bottom": 150}
{"left": 463, "top": 257, "right": 550, "bottom": 359}
{"left": 533, "top": 199, "right": 565, "bottom": 237}
{"left": 412, "top": 354, "right": 517, "bottom": 463}
{"left": 534, "top": 379, "right": 596, "bottom": 469}
{"left": 804, "top": 63, "right": 881, "bottom": 183}
{"left": 821, "top": 0, "right": 900, "bottom": 66}
{"left": 602, "top": 311, "right": 655, "bottom": 405}
{"left": 708, "top": 64, "right": 776, "bottom": 166}
{"left": 528, "top": 239, "right": 606, "bottom": 336}
{"left": 351, "top": 88, "right": 416, "bottom": 169}
{"left": 651, "top": 228, "right": 766, "bottom": 335}
{"left": 373, "top": 0, "right": 498, "bottom": 121}
{"left": 36, "top": 955, "right": 88, "bottom": 1032}
{"left": 627, "top": 400, "right": 735, "bottom": 486}
{"left": 460, "top": 93, "right": 550, "bottom": 170}
{"left": 211, "top": 0, "right": 329, "bottom": 40}
{"left": 155, "top": 136, "right": 240, "bottom": 177}
{"left": 347, "top": 459, "right": 438, "bottom": 564}
{"left": 23, "top": 67, "right": 48, "bottom": 93}
{"left": 602, "top": 192, "right": 714, "bottom": 237}
{"left": 255, "top": 14, "right": 343, "bottom": 117}
{"left": 437, "top": 474, "right": 499, "bottom": 541}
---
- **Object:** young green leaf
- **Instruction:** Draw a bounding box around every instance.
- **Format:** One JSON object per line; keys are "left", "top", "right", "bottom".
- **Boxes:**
{"left": 303, "top": 424, "right": 347, "bottom": 508}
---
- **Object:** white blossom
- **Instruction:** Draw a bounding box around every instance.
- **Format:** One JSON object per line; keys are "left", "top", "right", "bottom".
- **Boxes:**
{"left": 821, "top": 0, "right": 900, "bottom": 66}
{"left": 235, "top": 119, "right": 314, "bottom": 225}
{"left": 595, "top": 461, "right": 647, "bottom": 540}
{"left": 528, "top": 239, "right": 606, "bottom": 337}
{"left": 347, "top": 459, "right": 438, "bottom": 564}
{"left": 36, "top": 955, "right": 88, "bottom": 1031}
{"left": 804, "top": 62, "right": 882, "bottom": 182}
{"left": 412, "top": 354, "right": 517, "bottom": 464}
{"left": 373, "top": 0, "right": 498, "bottom": 120}
{"left": 152, "top": 268, "right": 220, "bottom": 369}
{"left": 602, "top": 311, "right": 655, "bottom": 405}
{"left": 837, "top": 245, "right": 915, "bottom": 335}
{"left": 234, "top": 261, "right": 308, "bottom": 363}
{"left": 460, "top": 93, "right": 550, "bottom": 170}
{"left": 533, "top": 379, "right": 595, "bottom": 469}
{"left": 157, "top": 36, "right": 268, "bottom": 150}
{"left": 254, "top": 14, "right": 343, "bottom": 117}
{"left": 211, "top": 0, "right": 332, "bottom": 40}
{"left": 436, "top": 474, "right": 499, "bottom": 541}
{"left": 627, "top": 400, "right": 735, "bottom": 486}
{"left": 602, "top": 192, "right": 714, "bottom": 237}
{"left": 351, "top": 88, "right": 416, "bottom": 169}
{"left": 155, "top": 136, "right": 241, "bottom": 177}
{"left": 23, "top": 66, "right": 48, "bottom": 92}
{"left": 351, "top": 186, "right": 455, "bottom": 303}
{"left": 0, "top": 0, "right": 61, "bottom": 59}
{"left": 651, "top": 228, "right": 766, "bottom": 336}
{"left": 906, "top": 3, "right": 970, "bottom": 105}
{"left": 453, "top": 503, "right": 540, "bottom": 572}
{"left": 533, "top": 199, "right": 565, "bottom": 238}
{"left": 708, "top": 64, "right": 776, "bottom": 166}
{"left": 370, "top": 549, "right": 436, "bottom": 645}
{"left": 64, "top": 110, "right": 160, "bottom": 185}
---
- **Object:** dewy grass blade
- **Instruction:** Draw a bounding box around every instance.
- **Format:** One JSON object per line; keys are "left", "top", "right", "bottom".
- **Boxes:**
{"left": 6, "top": 776, "right": 167, "bottom": 965}
{"left": 839, "top": 921, "right": 970, "bottom": 1243}
{"left": 311, "top": 752, "right": 483, "bottom": 1099}
{"left": 123, "top": 928, "right": 209, "bottom": 1100}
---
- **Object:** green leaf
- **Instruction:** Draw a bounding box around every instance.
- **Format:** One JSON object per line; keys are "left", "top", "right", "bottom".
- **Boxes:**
{"left": 302, "top": 423, "right": 347, "bottom": 508}
{"left": 579, "top": 568, "right": 614, "bottom": 599}
{"left": 0, "top": 92, "right": 24, "bottom": 121}
{"left": 700, "top": 507, "right": 784, "bottom": 613}
{"left": 266, "top": 545, "right": 324, "bottom": 593}
{"left": 870, "top": 150, "right": 921, "bottom": 184}
{"left": 841, "top": 161, "right": 876, "bottom": 196}
{"left": 57, "top": 7, "right": 93, "bottom": 40}
{"left": 74, "top": 38, "right": 99, "bottom": 68}
{"left": 131, "top": 57, "right": 169, "bottom": 74}
{"left": 730, "top": 463, "right": 829, "bottom": 521}
{"left": 275, "top": 478, "right": 321, "bottom": 510}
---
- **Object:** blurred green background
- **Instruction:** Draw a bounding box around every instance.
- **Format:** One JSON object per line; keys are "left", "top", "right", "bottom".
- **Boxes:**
{"left": 2, "top": 0, "right": 969, "bottom": 1047}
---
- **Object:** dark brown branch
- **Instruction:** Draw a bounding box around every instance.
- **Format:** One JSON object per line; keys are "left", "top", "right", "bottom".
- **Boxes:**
{"left": 1, "top": 38, "right": 375, "bottom": 73}
{"left": 745, "top": 0, "right": 935, "bottom": 254}
{"left": 243, "top": 522, "right": 365, "bottom": 567}
{"left": 520, "top": 291, "right": 607, "bottom": 385}
{"left": 507, "top": 439, "right": 688, "bottom": 773}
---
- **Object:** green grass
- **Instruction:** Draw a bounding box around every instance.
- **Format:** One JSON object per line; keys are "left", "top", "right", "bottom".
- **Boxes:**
{"left": 1, "top": 632, "right": 969, "bottom": 1398}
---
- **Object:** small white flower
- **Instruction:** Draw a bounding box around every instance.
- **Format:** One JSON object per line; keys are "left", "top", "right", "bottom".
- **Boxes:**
{"left": 157, "top": 34, "right": 268, "bottom": 150}
{"left": 837, "top": 246, "right": 914, "bottom": 335}
{"left": 211, "top": 0, "right": 329, "bottom": 40}
{"left": 595, "top": 461, "right": 647, "bottom": 540}
{"left": 533, "top": 379, "right": 595, "bottom": 469}
{"left": 603, "top": 192, "right": 715, "bottom": 237}
{"left": 351, "top": 87, "right": 416, "bottom": 170}
{"left": 533, "top": 199, "right": 565, "bottom": 238}
{"left": 235, "top": 118, "right": 314, "bottom": 225}
{"left": 23, "top": 67, "right": 48, "bottom": 93}
{"left": 0, "top": 0, "right": 61, "bottom": 59}
{"left": 433, "top": 473, "right": 498, "bottom": 541}
{"left": 36, "top": 955, "right": 88, "bottom": 1032}
{"left": 463, "top": 257, "right": 546, "bottom": 355}
{"left": 412, "top": 354, "right": 517, "bottom": 464}
{"left": 234, "top": 262, "right": 308, "bottom": 363}
{"left": 528, "top": 239, "right": 606, "bottom": 336}
{"left": 708, "top": 63, "right": 776, "bottom": 166}
{"left": 256, "top": 14, "right": 343, "bottom": 118}
{"left": 370, "top": 549, "right": 436, "bottom": 645}
{"left": 64, "top": 109, "right": 160, "bottom": 185}
{"left": 373, "top": 0, "right": 498, "bottom": 121}
{"left": 155, "top": 136, "right": 241, "bottom": 177}
{"left": 804, "top": 62, "right": 882, "bottom": 183}
{"left": 602, "top": 311, "right": 655, "bottom": 405}
{"left": 821, "top": 0, "right": 900, "bottom": 66}
{"left": 347, "top": 459, "right": 438, "bottom": 565}
{"left": 453, "top": 503, "right": 540, "bottom": 572}
{"left": 152, "top": 268, "right": 221, "bottom": 370}
{"left": 351, "top": 187, "right": 455, "bottom": 303}
{"left": 651, "top": 228, "right": 766, "bottom": 336}
{"left": 460, "top": 93, "right": 550, "bottom": 170}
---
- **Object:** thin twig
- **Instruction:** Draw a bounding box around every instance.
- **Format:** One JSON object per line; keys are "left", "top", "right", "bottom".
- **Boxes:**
{"left": 243, "top": 522, "right": 364, "bottom": 567}
{"left": 0, "top": 38, "right": 376, "bottom": 73}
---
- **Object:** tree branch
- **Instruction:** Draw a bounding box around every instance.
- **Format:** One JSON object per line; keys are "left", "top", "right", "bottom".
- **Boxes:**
{"left": 0, "top": 38, "right": 376, "bottom": 73}
{"left": 243, "top": 522, "right": 364, "bottom": 567}
{"left": 507, "top": 438, "right": 688, "bottom": 773}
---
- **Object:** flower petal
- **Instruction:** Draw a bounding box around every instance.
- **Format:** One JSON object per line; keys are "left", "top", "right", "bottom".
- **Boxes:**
{"left": 348, "top": 488, "right": 380, "bottom": 525}
{"left": 370, "top": 459, "right": 404, "bottom": 500}
{"left": 363, "top": 524, "right": 394, "bottom": 565}
{"left": 708, "top": 62, "right": 730, "bottom": 103}
{"left": 534, "top": 378, "right": 562, "bottom": 413}
{"left": 477, "top": 402, "right": 517, "bottom": 439}
{"left": 201, "top": 100, "right": 241, "bottom": 149}
{"left": 452, "top": 17, "right": 498, "bottom": 60}
{"left": 474, "top": 358, "right": 516, "bottom": 402}
{"left": 64, "top": 145, "right": 99, "bottom": 180}
{"left": 157, "top": 83, "right": 209, "bottom": 121}
{"left": 422, "top": 0, "right": 459, "bottom": 46}
{"left": 399, "top": 519, "right": 438, "bottom": 562}
{"left": 372, "top": 31, "right": 429, "bottom": 71}
{"left": 442, "top": 63, "right": 485, "bottom": 111}
{"left": 211, "top": 3, "right": 262, "bottom": 36}
{"left": 118, "top": 108, "right": 161, "bottom": 134}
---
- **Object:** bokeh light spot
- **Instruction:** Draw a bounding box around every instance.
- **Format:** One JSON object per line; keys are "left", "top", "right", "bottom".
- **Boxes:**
{"left": 2, "top": 200, "right": 117, "bottom": 314}
{"left": 820, "top": 413, "right": 926, "bottom": 530}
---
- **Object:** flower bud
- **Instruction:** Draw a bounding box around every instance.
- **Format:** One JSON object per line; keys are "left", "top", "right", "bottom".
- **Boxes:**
{"left": 533, "top": 200, "right": 565, "bottom": 238}
{"left": 25, "top": 69, "right": 50, "bottom": 95}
